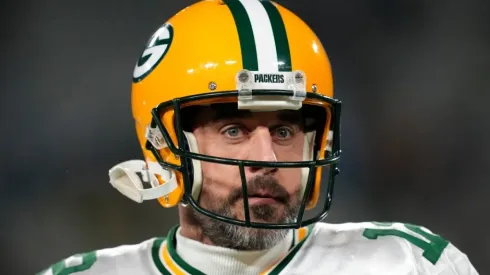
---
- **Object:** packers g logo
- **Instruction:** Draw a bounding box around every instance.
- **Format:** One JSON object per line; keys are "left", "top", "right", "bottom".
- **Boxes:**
{"left": 133, "top": 23, "right": 174, "bottom": 82}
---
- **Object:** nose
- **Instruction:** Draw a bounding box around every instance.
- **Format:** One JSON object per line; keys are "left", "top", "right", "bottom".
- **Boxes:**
{"left": 246, "top": 126, "right": 278, "bottom": 175}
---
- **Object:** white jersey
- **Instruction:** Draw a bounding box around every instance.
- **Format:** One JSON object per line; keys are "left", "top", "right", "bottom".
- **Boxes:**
{"left": 38, "top": 221, "right": 479, "bottom": 275}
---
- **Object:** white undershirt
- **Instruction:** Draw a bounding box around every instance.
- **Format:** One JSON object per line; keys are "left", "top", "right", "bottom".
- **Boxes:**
{"left": 175, "top": 228, "right": 293, "bottom": 275}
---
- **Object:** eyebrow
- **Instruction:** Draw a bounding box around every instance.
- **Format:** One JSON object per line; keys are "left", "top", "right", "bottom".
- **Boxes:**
{"left": 277, "top": 111, "right": 303, "bottom": 126}
{"left": 211, "top": 108, "right": 252, "bottom": 121}
{"left": 210, "top": 106, "right": 303, "bottom": 126}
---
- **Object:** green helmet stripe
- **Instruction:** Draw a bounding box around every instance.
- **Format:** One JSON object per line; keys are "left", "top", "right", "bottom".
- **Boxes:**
{"left": 223, "top": 0, "right": 259, "bottom": 71}
{"left": 260, "top": 1, "right": 292, "bottom": 72}
{"left": 224, "top": 0, "right": 292, "bottom": 72}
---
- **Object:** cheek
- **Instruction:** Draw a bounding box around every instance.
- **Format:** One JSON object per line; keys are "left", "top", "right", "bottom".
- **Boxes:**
{"left": 198, "top": 161, "right": 241, "bottom": 210}
{"left": 200, "top": 160, "right": 241, "bottom": 188}
{"left": 197, "top": 131, "right": 246, "bottom": 188}
{"left": 273, "top": 135, "right": 305, "bottom": 194}
{"left": 274, "top": 134, "right": 305, "bottom": 162}
{"left": 199, "top": 154, "right": 243, "bottom": 201}
{"left": 193, "top": 129, "right": 247, "bottom": 205}
{"left": 276, "top": 168, "right": 302, "bottom": 195}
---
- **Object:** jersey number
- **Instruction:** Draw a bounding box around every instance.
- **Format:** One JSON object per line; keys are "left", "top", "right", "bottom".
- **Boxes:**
{"left": 44, "top": 252, "right": 97, "bottom": 275}
{"left": 363, "top": 222, "right": 449, "bottom": 264}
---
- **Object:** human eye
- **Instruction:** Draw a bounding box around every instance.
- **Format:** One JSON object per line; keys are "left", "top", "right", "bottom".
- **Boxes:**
{"left": 220, "top": 125, "right": 247, "bottom": 140}
{"left": 271, "top": 126, "right": 295, "bottom": 140}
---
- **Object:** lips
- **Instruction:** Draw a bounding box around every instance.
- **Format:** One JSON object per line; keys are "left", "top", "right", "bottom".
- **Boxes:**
{"left": 226, "top": 176, "right": 291, "bottom": 205}
{"left": 247, "top": 190, "right": 286, "bottom": 204}
{"left": 248, "top": 191, "right": 275, "bottom": 199}
{"left": 247, "top": 197, "right": 278, "bottom": 205}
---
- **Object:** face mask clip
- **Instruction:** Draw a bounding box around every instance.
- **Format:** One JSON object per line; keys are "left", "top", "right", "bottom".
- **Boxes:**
{"left": 236, "top": 69, "right": 307, "bottom": 111}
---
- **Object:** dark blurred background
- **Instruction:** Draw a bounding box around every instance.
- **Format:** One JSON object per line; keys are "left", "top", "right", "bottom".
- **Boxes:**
{"left": 1, "top": 0, "right": 489, "bottom": 274}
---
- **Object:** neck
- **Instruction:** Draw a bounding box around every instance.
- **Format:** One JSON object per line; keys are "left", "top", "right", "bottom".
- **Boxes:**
{"left": 178, "top": 204, "right": 215, "bottom": 245}
{"left": 175, "top": 227, "right": 293, "bottom": 275}
{"left": 177, "top": 204, "right": 290, "bottom": 250}
{"left": 176, "top": 205, "right": 295, "bottom": 274}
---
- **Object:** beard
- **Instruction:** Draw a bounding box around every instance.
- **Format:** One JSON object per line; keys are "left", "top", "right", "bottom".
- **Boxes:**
{"left": 190, "top": 175, "right": 301, "bottom": 251}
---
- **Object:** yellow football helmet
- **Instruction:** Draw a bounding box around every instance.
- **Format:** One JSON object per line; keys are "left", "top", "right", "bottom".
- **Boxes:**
{"left": 108, "top": 0, "right": 341, "bottom": 229}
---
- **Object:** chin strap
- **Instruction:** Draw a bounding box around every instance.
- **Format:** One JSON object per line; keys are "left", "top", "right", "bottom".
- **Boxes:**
{"left": 108, "top": 159, "right": 178, "bottom": 203}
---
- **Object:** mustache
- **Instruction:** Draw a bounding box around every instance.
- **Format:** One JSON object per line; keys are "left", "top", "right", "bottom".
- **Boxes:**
{"left": 227, "top": 175, "right": 290, "bottom": 205}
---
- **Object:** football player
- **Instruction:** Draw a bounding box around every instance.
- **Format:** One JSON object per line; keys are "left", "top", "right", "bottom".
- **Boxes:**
{"left": 38, "top": 0, "right": 479, "bottom": 274}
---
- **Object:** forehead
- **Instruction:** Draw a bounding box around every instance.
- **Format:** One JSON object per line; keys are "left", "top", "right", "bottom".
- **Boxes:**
{"left": 211, "top": 104, "right": 302, "bottom": 122}
{"left": 191, "top": 103, "right": 303, "bottom": 124}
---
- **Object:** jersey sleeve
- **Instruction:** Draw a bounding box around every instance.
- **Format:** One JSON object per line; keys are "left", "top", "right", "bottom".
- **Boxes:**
{"left": 362, "top": 222, "right": 479, "bottom": 275}
{"left": 36, "top": 238, "right": 158, "bottom": 275}
{"left": 398, "top": 224, "right": 480, "bottom": 275}
{"left": 36, "top": 251, "right": 98, "bottom": 275}
{"left": 415, "top": 241, "right": 480, "bottom": 275}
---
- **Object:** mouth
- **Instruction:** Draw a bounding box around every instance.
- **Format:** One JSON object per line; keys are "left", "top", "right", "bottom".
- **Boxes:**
{"left": 246, "top": 191, "right": 283, "bottom": 204}
{"left": 247, "top": 197, "right": 278, "bottom": 205}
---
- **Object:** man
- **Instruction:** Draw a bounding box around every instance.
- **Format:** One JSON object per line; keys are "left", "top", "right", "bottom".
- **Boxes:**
{"left": 39, "top": 0, "right": 479, "bottom": 274}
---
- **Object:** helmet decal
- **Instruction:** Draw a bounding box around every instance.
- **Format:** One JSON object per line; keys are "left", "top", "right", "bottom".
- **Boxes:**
{"left": 133, "top": 23, "right": 174, "bottom": 83}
